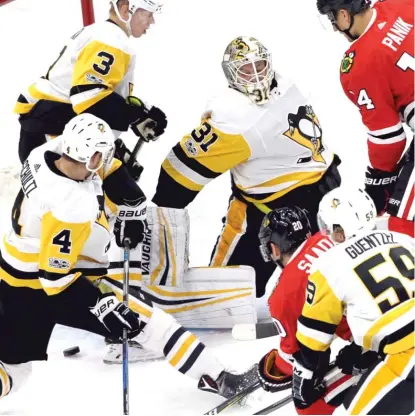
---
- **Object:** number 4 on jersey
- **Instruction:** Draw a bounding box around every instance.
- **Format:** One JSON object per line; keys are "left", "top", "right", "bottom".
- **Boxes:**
{"left": 52, "top": 229, "right": 72, "bottom": 254}
{"left": 357, "top": 89, "right": 375, "bottom": 110}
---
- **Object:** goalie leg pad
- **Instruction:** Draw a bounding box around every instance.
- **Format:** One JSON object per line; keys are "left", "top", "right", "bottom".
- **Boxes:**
{"left": 140, "top": 265, "right": 257, "bottom": 329}
{"left": 134, "top": 307, "right": 224, "bottom": 380}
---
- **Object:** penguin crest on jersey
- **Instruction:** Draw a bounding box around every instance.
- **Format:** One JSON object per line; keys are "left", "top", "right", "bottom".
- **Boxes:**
{"left": 283, "top": 105, "right": 326, "bottom": 164}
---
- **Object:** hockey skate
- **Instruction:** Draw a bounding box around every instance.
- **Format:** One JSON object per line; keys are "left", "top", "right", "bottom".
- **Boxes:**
{"left": 198, "top": 364, "right": 259, "bottom": 398}
{"left": 103, "top": 338, "right": 164, "bottom": 364}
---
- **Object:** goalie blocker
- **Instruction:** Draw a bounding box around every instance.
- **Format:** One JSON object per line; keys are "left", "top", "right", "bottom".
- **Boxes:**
{"left": 105, "top": 206, "right": 257, "bottom": 329}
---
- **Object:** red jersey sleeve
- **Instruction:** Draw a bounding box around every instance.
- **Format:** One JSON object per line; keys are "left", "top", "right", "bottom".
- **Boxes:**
{"left": 341, "top": 53, "right": 406, "bottom": 172}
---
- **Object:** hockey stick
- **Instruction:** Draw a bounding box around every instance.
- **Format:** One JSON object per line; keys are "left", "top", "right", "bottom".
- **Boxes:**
{"left": 253, "top": 393, "right": 292, "bottom": 415}
{"left": 123, "top": 238, "right": 131, "bottom": 415}
{"left": 203, "top": 381, "right": 261, "bottom": 415}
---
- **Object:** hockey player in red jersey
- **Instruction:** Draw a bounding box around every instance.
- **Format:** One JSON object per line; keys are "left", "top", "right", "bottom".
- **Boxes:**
{"left": 255, "top": 206, "right": 375, "bottom": 414}
{"left": 317, "top": 0, "right": 414, "bottom": 237}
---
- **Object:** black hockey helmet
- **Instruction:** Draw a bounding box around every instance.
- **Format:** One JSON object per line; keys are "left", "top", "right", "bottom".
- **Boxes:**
{"left": 317, "top": 0, "right": 371, "bottom": 15}
{"left": 258, "top": 206, "right": 312, "bottom": 263}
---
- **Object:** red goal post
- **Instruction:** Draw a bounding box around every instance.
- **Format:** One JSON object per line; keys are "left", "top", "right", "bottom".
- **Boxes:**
{"left": 0, "top": 0, "right": 96, "bottom": 26}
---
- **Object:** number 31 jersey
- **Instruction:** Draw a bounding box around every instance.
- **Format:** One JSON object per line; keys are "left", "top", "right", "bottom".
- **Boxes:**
{"left": 297, "top": 230, "right": 414, "bottom": 356}
{"left": 153, "top": 75, "right": 334, "bottom": 209}
{"left": 340, "top": 0, "right": 414, "bottom": 172}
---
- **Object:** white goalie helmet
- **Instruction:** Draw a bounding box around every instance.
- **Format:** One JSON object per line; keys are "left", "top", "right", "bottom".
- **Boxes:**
{"left": 222, "top": 36, "right": 274, "bottom": 105}
{"left": 110, "top": 0, "right": 163, "bottom": 35}
{"left": 62, "top": 114, "right": 115, "bottom": 173}
{"left": 317, "top": 187, "right": 377, "bottom": 240}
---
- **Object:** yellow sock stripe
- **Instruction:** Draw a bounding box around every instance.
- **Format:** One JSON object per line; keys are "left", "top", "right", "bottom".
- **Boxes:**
{"left": 0, "top": 366, "right": 10, "bottom": 398}
{"left": 169, "top": 334, "right": 197, "bottom": 367}
{"left": 160, "top": 210, "right": 177, "bottom": 286}
{"left": 164, "top": 291, "right": 252, "bottom": 314}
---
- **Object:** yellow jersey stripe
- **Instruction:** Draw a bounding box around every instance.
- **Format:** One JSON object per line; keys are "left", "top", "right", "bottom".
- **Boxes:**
{"left": 3, "top": 237, "right": 39, "bottom": 263}
{"left": 162, "top": 159, "right": 203, "bottom": 192}
{"left": 28, "top": 83, "right": 71, "bottom": 104}
{"left": 363, "top": 299, "right": 414, "bottom": 352}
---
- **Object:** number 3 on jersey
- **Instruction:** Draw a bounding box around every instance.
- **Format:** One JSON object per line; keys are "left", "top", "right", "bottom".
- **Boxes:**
{"left": 52, "top": 229, "right": 72, "bottom": 254}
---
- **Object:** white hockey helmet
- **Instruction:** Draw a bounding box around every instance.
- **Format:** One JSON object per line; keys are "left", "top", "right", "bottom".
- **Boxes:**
{"left": 222, "top": 36, "right": 274, "bottom": 105}
{"left": 317, "top": 187, "right": 377, "bottom": 240}
{"left": 110, "top": 0, "right": 163, "bottom": 35}
{"left": 62, "top": 114, "right": 115, "bottom": 173}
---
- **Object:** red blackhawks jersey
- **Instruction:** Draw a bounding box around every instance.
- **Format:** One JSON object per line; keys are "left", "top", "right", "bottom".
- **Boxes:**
{"left": 340, "top": 0, "right": 414, "bottom": 172}
{"left": 268, "top": 233, "right": 351, "bottom": 375}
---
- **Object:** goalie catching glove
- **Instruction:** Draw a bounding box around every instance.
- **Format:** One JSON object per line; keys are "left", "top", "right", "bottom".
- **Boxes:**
{"left": 91, "top": 292, "right": 142, "bottom": 339}
{"left": 126, "top": 96, "right": 167, "bottom": 141}
{"left": 257, "top": 349, "right": 293, "bottom": 393}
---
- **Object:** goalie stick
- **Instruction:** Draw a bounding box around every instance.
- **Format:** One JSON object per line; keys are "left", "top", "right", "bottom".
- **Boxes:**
{"left": 122, "top": 239, "right": 131, "bottom": 415}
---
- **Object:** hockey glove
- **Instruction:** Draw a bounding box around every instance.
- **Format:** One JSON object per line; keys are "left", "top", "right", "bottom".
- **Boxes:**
{"left": 114, "top": 217, "right": 147, "bottom": 250}
{"left": 114, "top": 193, "right": 147, "bottom": 249}
{"left": 258, "top": 350, "right": 293, "bottom": 393}
{"left": 292, "top": 360, "right": 326, "bottom": 409}
{"left": 91, "top": 292, "right": 141, "bottom": 339}
{"left": 336, "top": 342, "right": 380, "bottom": 376}
{"left": 126, "top": 96, "right": 167, "bottom": 142}
{"left": 364, "top": 166, "right": 399, "bottom": 215}
{"left": 114, "top": 138, "right": 143, "bottom": 181}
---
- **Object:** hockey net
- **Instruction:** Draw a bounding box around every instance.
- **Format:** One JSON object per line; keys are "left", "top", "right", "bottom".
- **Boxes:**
{"left": 0, "top": 0, "right": 96, "bottom": 197}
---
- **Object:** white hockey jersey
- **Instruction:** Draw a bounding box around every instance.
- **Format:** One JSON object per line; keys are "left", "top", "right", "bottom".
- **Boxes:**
{"left": 297, "top": 230, "right": 414, "bottom": 356}
{"left": 0, "top": 138, "right": 119, "bottom": 296}
{"left": 156, "top": 74, "right": 333, "bottom": 208}
{"left": 14, "top": 20, "right": 135, "bottom": 136}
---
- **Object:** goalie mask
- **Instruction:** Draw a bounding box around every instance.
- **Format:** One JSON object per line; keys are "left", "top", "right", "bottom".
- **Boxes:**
{"left": 222, "top": 36, "right": 274, "bottom": 105}
{"left": 62, "top": 114, "right": 115, "bottom": 173}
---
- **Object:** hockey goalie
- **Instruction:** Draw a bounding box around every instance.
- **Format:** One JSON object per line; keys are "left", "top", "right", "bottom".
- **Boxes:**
{"left": 101, "top": 205, "right": 257, "bottom": 363}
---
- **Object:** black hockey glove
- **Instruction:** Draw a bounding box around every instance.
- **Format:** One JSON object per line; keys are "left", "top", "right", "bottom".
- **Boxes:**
{"left": 114, "top": 217, "right": 147, "bottom": 250}
{"left": 258, "top": 350, "right": 293, "bottom": 393}
{"left": 364, "top": 166, "right": 399, "bottom": 214}
{"left": 335, "top": 342, "right": 380, "bottom": 376}
{"left": 126, "top": 96, "right": 167, "bottom": 141}
{"left": 91, "top": 292, "right": 141, "bottom": 339}
{"left": 292, "top": 360, "right": 326, "bottom": 409}
{"left": 114, "top": 138, "right": 143, "bottom": 181}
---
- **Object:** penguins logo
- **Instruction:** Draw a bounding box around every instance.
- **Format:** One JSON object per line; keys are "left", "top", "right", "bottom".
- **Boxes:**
{"left": 97, "top": 123, "right": 106, "bottom": 133}
{"left": 283, "top": 105, "right": 326, "bottom": 164}
{"left": 232, "top": 38, "right": 250, "bottom": 59}
{"left": 341, "top": 51, "right": 355, "bottom": 74}
{"left": 331, "top": 198, "right": 341, "bottom": 209}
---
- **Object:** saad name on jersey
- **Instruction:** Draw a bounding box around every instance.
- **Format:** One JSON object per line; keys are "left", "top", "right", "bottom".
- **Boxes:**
{"left": 382, "top": 16, "right": 413, "bottom": 52}
{"left": 297, "top": 239, "right": 334, "bottom": 274}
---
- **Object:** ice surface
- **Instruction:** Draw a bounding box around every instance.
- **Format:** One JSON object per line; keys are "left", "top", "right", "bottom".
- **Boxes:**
{"left": 0, "top": 0, "right": 361, "bottom": 414}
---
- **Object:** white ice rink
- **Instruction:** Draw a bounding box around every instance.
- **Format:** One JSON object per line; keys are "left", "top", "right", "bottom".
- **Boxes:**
{"left": 0, "top": 0, "right": 367, "bottom": 414}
